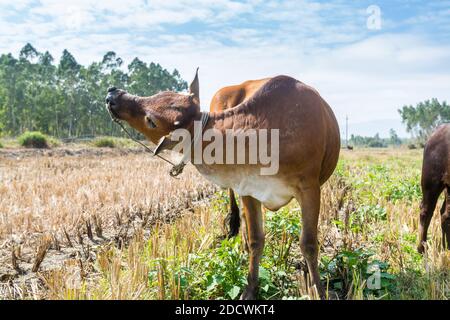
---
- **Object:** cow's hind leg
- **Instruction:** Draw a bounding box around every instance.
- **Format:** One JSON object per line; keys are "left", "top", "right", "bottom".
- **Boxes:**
{"left": 240, "top": 196, "right": 264, "bottom": 300}
{"left": 418, "top": 183, "right": 443, "bottom": 254}
{"left": 224, "top": 189, "right": 241, "bottom": 238}
{"left": 295, "top": 182, "right": 325, "bottom": 299}
{"left": 441, "top": 187, "right": 450, "bottom": 250}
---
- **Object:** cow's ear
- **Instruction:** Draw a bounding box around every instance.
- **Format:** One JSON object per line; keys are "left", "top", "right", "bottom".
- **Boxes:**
{"left": 154, "top": 135, "right": 178, "bottom": 156}
{"left": 189, "top": 67, "right": 200, "bottom": 105}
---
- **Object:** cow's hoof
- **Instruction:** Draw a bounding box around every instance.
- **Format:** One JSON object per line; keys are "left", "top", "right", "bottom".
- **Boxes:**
{"left": 240, "top": 287, "right": 257, "bottom": 300}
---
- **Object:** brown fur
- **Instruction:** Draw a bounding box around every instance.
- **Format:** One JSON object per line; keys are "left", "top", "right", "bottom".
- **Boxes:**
{"left": 210, "top": 78, "right": 270, "bottom": 238}
{"left": 418, "top": 124, "right": 450, "bottom": 253}
{"left": 106, "top": 71, "right": 341, "bottom": 299}
{"left": 210, "top": 78, "right": 271, "bottom": 112}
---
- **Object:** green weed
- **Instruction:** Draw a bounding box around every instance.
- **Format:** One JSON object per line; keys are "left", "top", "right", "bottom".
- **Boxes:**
{"left": 18, "top": 131, "right": 49, "bottom": 148}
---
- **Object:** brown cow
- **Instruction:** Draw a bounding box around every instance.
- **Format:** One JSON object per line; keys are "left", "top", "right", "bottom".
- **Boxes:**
{"left": 105, "top": 71, "right": 341, "bottom": 299}
{"left": 418, "top": 124, "right": 450, "bottom": 254}
{"left": 210, "top": 78, "right": 270, "bottom": 238}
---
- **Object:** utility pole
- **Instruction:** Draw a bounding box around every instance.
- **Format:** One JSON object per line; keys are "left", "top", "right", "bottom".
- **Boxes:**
{"left": 346, "top": 115, "right": 349, "bottom": 148}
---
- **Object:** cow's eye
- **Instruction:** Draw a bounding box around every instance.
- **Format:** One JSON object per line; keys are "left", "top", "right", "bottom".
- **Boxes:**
{"left": 170, "top": 105, "right": 184, "bottom": 112}
{"left": 146, "top": 116, "right": 157, "bottom": 129}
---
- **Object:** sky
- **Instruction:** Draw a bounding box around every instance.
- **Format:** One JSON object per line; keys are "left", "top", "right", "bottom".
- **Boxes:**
{"left": 0, "top": 0, "right": 449, "bottom": 137}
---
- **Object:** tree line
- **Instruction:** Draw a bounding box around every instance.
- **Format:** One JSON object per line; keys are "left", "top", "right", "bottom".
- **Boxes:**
{"left": 349, "top": 130, "right": 404, "bottom": 148}
{"left": 0, "top": 43, "right": 188, "bottom": 138}
{"left": 349, "top": 99, "right": 450, "bottom": 148}
{"left": 399, "top": 98, "right": 450, "bottom": 144}
{"left": 1, "top": 44, "right": 448, "bottom": 144}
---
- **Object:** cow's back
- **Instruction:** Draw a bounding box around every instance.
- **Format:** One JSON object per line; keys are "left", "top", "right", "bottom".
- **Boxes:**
{"left": 239, "top": 76, "right": 340, "bottom": 171}
{"left": 200, "top": 76, "right": 341, "bottom": 209}
{"left": 210, "top": 78, "right": 270, "bottom": 112}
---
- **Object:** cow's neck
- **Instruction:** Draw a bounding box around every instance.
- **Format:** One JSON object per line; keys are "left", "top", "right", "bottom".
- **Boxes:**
{"left": 183, "top": 111, "right": 220, "bottom": 139}
{"left": 179, "top": 108, "right": 245, "bottom": 165}
{"left": 198, "top": 107, "right": 245, "bottom": 133}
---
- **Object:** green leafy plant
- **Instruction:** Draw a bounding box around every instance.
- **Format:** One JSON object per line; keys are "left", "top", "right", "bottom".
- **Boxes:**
{"left": 383, "top": 177, "right": 421, "bottom": 202}
{"left": 257, "top": 208, "right": 304, "bottom": 299}
{"left": 47, "top": 136, "right": 61, "bottom": 148}
{"left": 92, "top": 137, "right": 137, "bottom": 148}
{"left": 146, "top": 236, "right": 249, "bottom": 300}
{"left": 197, "top": 237, "right": 248, "bottom": 299}
{"left": 321, "top": 248, "right": 396, "bottom": 299}
{"left": 18, "top": 131, "right": 49, "bottom": 148}
{"left": 355, "top": 205, "right": 387, "bottom": 223}
{"left": 265, "top": 209, "right": 301, "bottom": 269}
{"left": 93, "top": 137, "right": 116, "bottom": 148}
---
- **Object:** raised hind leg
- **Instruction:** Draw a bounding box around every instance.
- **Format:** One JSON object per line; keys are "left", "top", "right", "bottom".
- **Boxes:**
{"left": 441, "top": 187, "right": 450, "bottom": 250}
{"left": 295, "top": 181, "right": 324, "bottom": 299}
{"left": 240, "top": 196, "right": 264, "bottom": 300}
{"left": 418, "top": 183, "right": 443, "bottom": 254}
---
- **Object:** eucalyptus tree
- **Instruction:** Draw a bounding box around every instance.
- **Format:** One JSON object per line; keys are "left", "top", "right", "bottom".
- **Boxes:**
{"left": 399, "top": 99, "right": 450, "bottom": 143}
{"left": 0, "top": 44, "right": 188, "bottom": 138}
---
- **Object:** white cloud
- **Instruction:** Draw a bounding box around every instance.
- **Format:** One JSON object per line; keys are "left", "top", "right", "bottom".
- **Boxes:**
{"left": 23, "top": 0, "right": 256, "bottom": 32}
{"left": 0, "top": 0, "right": 34, "bottom": 10}
{"left": 133, "top": 33, "right": 450, "bottom": 138}
{"left": 0, "top": 0, "right": 449, "bottom": 137}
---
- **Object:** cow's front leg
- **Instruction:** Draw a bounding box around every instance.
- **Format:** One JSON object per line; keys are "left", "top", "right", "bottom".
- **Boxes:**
{"left": 441, "top": 188, "right": 450, "bottom": 250}
{"left": 418, "top": 183, "right": 442, "bottom": 254}
{"left": 240, "top": 196, "right": 264, "bottom": 300}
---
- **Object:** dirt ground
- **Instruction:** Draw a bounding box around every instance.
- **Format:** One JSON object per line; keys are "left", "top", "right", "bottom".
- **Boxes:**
{"left": 0, "top": 147, "right": 217, "bottom": 299}
{"left": 0, "top": 145, "right": 146, "bottom": 159}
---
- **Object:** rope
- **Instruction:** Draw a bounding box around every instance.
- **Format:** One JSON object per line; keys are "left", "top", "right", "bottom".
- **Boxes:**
{"left": 170, "top": 112, "right": 210, "bottom": 177}
{"left": 106, "top": 104, "right": 209, "bottom": 177}
{"left": 107, "top": 107, "right": 176, "bottom": 166}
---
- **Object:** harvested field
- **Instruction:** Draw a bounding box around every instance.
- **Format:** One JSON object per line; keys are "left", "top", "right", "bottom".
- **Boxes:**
{"left": 0, "top": 148, "right": 449, "bottom": 300}
{"left": 0, "top": 148, "right": 216, "bottom": 299}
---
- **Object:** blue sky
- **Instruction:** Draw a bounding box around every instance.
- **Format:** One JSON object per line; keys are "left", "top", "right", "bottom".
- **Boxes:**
{"left": 0, "top": 0, "right": 450, "bottom": 137}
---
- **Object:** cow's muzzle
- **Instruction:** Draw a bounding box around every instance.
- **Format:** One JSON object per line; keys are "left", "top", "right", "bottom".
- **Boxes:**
{"left": 106, "top": 87, "right": 118, "bottom": 106}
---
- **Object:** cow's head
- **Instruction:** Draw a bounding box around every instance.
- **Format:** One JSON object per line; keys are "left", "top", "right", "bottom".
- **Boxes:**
{"left": 105, "top": 69, "right": 201, "bottom": 145}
